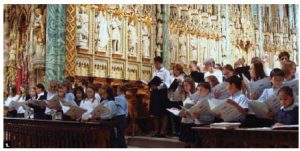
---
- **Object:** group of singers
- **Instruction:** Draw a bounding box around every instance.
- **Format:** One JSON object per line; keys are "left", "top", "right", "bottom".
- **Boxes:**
{"left": 148, "top": 51, "right": 298, "bottom": 147}
{"left": 4, "top": 51, "right": 298, "bottom": 148}
{"left": 4, "top": 77, "right": 128, "bottom": 148}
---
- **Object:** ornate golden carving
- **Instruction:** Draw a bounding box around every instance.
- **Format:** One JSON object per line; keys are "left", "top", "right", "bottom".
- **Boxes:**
{"left": 65, "top": 4, "right": 77, "bottom": 77}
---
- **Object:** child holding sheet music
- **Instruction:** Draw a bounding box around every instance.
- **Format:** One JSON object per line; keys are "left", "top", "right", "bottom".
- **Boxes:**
{"left": 274, "top": 86, "right": 298, "bottom": 126}
{"left": 258, "top": 68, "right": 284, "bottom": 102}
{"left": 168, "top": 64, "right": 185, "bottom": 136}
{"left": 80, "top": 85, "right": 101, "bottom": 120}
{"left": 249, "top": 60, "right": 268, "bottom": 100}
{"left": 179, "top": 77, "right": 196, "bottom": 148}
{"left": 193, "top": 82, "right": 214, "bottom": 125}
{"left": 4, "top": 85, "right": 20, "bottom": 117}
{"left": 74, "top": 86, "right": 85, "bottom": 106}
{"left": 29, "top": 83, "right": 47, "bottom": 119}
{"left": 226, "top": 76, "right": 249, "bottom": 121}
{"left": 98, "top": 85, "right": 117, "bottom": 120}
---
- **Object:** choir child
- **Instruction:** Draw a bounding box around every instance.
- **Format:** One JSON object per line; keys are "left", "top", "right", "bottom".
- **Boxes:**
{"left": 31, "top": 83, "right": 47, "bottom": 119}
{"left": 226, "top": 76, "right": 249, "bottom": 121}
{"left": 258, "top": 68, "right": 284, "bottom": 101}
{"left": 16, "top": 84, "right": 30, "bottom": 117}
{"left": 281, "top": 60, "right": 297, "bottom": 81}
{"left": 114, "top": 85, "right": 129, "bottom": 148}
{"left": 44, "top": 80, "right": 58, "bottom": 119}
{"left": 168, "top": 64, "right": 185, "bottom": 136}
{"left": 193, "top": 82, "right": 214, "bottom": 125}
{"left": 249, "top": 60, "right": 268, "bottom": 99}
{"left": 74, "top": 86, "right": 85, "bottom": 106}
{"left": 4, "top": 85, "right": 20, "bottom": 117}
{"left": 98, "top": 85, "right": 117, "bottom": 120}
{"left": 80, "top": 85, "right": 101, "bottom": 120}
{"left": 179, "top": 77, "right": 196, "bottom": 148}
{"left": 274, "top": 86, "right": 298, "bottom": 126}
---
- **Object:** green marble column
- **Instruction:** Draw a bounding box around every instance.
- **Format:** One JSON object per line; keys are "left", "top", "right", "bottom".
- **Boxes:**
{"left": 162, "top": 4, "right": 170, "bottom": 69}
{"left": 45, "top": 4, "right": 67, "bottom": 87}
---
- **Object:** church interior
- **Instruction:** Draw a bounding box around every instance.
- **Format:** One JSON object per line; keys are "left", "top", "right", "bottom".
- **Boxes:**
{"left": 3, "top": 4, "right": 299, "bottom": 148}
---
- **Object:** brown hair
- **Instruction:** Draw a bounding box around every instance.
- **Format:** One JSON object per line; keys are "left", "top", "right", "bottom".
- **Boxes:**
{"left": 183, "top": 77, "right": 196, "bottom": 97}
{"left": 205, "top": 75, "right": 219, "bottom": 87}
{"left": 223, "top": 64, "right": 235, "bottom": 73}
{"left": 173, "top": 63, "right": 184, "bottom": 74}
{"left": 282, "top": 60, "right": 296, "bottom": 79}
{"left": 251, "top": 60, "right": 266, "bottom": 81}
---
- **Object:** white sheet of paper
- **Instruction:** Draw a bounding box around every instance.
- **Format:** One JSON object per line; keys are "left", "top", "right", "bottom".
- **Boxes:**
{"left": 264, "top": 93, "right": 281, "bottom": 112}
{"left": 248, "top": 78, "right": 272, "bottom": 95}
{"left": 166, "top": 108, "right": 181, "bottom": 116}
{"left": 283, "top": 79, "right": 299, "bottom": 96}
{"left": 248, "top": 101, "right": 269, "bottom": 119}
{"left": 188, "top": 99, "right": 212, "bottom": 118}
{"left": 209, "top": 99, "right": 244, "bottom": 122}
{"left": 212, "top": 82, "right": 230, "bottom": 99}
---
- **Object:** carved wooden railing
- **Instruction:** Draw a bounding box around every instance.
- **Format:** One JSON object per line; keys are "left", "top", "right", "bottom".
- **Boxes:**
{"left": 193, "top": 127, "right": 299, "bottom": 148}
{"left": 4, "top": 118, "right": 117, "bottom": 148}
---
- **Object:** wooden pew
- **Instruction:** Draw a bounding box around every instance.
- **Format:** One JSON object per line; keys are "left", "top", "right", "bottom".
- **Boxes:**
{"left": 193, "top": 126, "right": 298, "bottom": 148}
{"left": 4, "top": 117, "right": 117, "bottom": 148}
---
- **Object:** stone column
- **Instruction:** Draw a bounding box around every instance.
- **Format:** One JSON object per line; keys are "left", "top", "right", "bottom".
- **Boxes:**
{"left": 45, "top": 4, "right": 67, "bottom": 86}
{"left": 258, "top": 4, "right": 264, "bottom": 57}
{"left": 162, "top": 4, "right": 170, "bottom": 69}
{"left": 225, "top": 4, "right": 231, "bottom": 64}
{"left": 294, "top": 4, "right": 299, "bottom": 62}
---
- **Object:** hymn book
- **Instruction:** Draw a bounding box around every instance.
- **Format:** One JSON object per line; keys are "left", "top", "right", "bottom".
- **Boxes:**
{"left": 212, "top": 82, "right": 230, "bottom": 99}
{"left": 90, "top": 104, "right": 112, "bottom": 118}
{"left": 248, "top": 94, "right": 281, "bottom": 119}
{"left": 60, "top": 101, "right": 87, "bottom": 120}
{"left": 242, "top": 74, "right": 272, "bottom": 96}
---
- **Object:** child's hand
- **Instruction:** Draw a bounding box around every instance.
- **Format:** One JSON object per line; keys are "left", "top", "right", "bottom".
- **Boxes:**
{"left": 267, "top": 109, "right": 274, "bottom": 118}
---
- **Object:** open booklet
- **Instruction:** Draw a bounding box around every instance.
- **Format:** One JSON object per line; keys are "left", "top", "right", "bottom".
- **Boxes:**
{"left": 90, "top": 104, "right": 112, "bottom": 118}
{"left": 248, "top": 93, "right": 281, "bottom": 119}
{"left": 169, "top": 98, "right": 246, "bottom": 122}
{"left": 45, "top": 95, "right": 62, "bottom": 109}
{"left": 242, "top": 74, "right": 272, "bottom": 96}
{"left": 27, "top": 99, "right": 47, "bottom": 108}
{"left": 7, "top": 101, "right": 31, "bottom": 111}
{"left": 283, "top": 79, "right": 299, "bottom": 96}
{"left": 212, "top": 82, "right": 230, "bottom": 99}
{"left": 59, "top": 101, "right": 87, "bottom": 120}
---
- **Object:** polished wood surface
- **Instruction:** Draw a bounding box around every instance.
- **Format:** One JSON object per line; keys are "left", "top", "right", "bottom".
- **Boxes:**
{"left": 4, "top": 117, "right": 117, "bottom": 148}
{"left": 193, "top": 126, "right": 299, "bottom": 148}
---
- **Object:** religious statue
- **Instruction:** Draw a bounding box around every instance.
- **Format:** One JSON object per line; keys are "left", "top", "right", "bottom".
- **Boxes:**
{"left": 178, "top": 31, "right": 187, "bottom": 63}
{"left": 141, "top": 23, "right": 150, "bottom": 58}
{"left": 190, "top": 35, "right": 198, "bottom": 61}
{"left": 96, "top": 11, "right": 110, "bottom": 51}
{"left": 156, "top": 20, "right": 163, "bottom": 45}
{"left": 9, "top": 43, "right": 17, "bottom": 61}
{"left": 33, "top": 8, "right": 45, "bottom": 58}
{"left": 128, "top": 19, "right": 137, "bottom": 56}
{"left": 169, "top": 33, "right": 177, "bottom": 63}
{"left": 77, "top": 7, "right": 89, "bottom": 49}
{"left": 111, "top": 15, "right": 121, "bottom": 53}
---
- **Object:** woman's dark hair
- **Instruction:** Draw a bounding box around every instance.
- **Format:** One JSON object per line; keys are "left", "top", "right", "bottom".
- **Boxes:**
{"left": 73, "top": 86, "right": 85, "bottom": 101}
{"left": 270, "top": 68, "right": 285, "bottom": 78}
{"left": 198, "top": 82, "right": 211, "bottom": 92}
{"left": 251, "top": 60, "right": 266, "bottom": 81}
{"left": 278, "top": 86, "right": 294, "bottom": 99}
{"left": 278, "top": 51, "right": 290, "bottom": 60}
{"left": 154, "top": 56, "right": 163, "bottom": 63}
{"left": 81, "top": 79, "right": 89, "bottom": 87}
{"left": 223, "top": 64, "right": 235, "bottom": 73}
{"left": 66, "top": 76, "right": 75, "bottom": 83}
{"left": 227, "top": 75, "right": 242, "bottom": 90}
{"left": 10, "top": 85, "right": 17, "bottom": 96}
{"left": 102, "top": 86, "right": 115, "bottom": 101}
{"left": 62, "top": 80, "right": 73, "bottom": 92}
{"left": 36, "top": 83, "right": 45, "bottom": 91}
{"left": 118, "top": 85, "right": 127, "bottom": 93}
